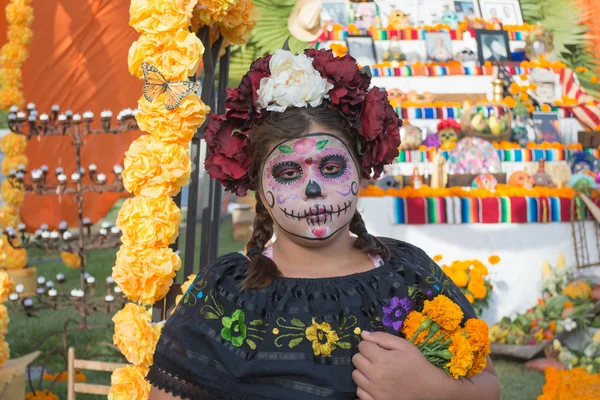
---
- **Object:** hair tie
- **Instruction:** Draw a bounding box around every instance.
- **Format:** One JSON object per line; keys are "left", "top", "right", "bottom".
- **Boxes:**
{"left": 246, "top": 248, "right": 261, "bottom": 258}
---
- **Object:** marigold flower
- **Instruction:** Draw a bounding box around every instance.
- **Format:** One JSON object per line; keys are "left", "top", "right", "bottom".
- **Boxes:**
{"left": 540, "top": 104, "right": 551, "bottom": 112}
{"left": 488, "top": 255, "right": 500, "bottom": 265}
{"left": 112, "top": 244, "right": 181, "bottom": 306}
{"left": 2, "top": 240, "right": 27, "bottom": 269}
{"left": 401, "top": 311, "right": 429, "bottom": 345}
{"left": 0, "top": 338, "right": 9, "bottom": 365}
{"left": 113, "top": 303, "right": 163, "bottom": 366}
{"left": 129, "top": 0, "right": 196, "bottom": 34}
{"left": 467, "top": 351, "right": 487, "bottom": 377}
{"left": 452, "top": 270, "right": 469, "bottom": 288}
{"left": 6, "top": 0, "right": 34, "bottom": 26}
{"left": 61, "top": 251, "right": 81, "bottom": 269}
{"left": 0, "top": 270, "right": 15, "bottom": 303}
{"left": 0, "top": 43, "right": 28, "bottom": 68}
{"left": 1, "top": 154, "right": 28, "bottom": 175}
{"left": 219, "top": 0, "right": 259, "bottom": 45}
{"left": 107, "top": 364, "right": 150, "bottom": 400}
{"left": 0, "top": 85, "right": 25, "bottom": 110}
{"left": 25, "top": 390, "right": 59, "bottom": 400}
{"left": 464, "top": 318, "right": 490, "bottom": 354}
{"left": 191, "top": 0, "right": 238, "bottom": 29}
{"left": 0, "top": 305, "right": 10, "bottom": 335}
{"left": 446, "top": 330, "right": 473, "bottom": 379}
{"left": 7, "top": 25, "right": 33, "bottom": 46}
{"left": 465, "top": 293, "right": 474, "bottom": 304}
{"left": 116, "top": 195, "right": 181, "bottom": 248}
{"left": 562, "top": 280, "right": 592, "bottom": 300}
{"left": 0, "top": 206, "right": 20, "bottom": 232}
{"left": 122, "top": 134, "right": 191, "bottom": 198}
{"left": 433, "top": 254, "right": 443, "bottom": 262}
{"left": 422, "top": 295, "right": 464, "bottom": 331}
{"left": 591, "top": 75, "right": 599, "bottom": 84}
{"left": 1, "top": 180, "right": 25, "bottom": 207}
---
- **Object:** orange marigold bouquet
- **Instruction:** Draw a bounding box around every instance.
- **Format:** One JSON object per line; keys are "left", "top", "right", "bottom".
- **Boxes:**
{"left": 401, "top": 294, "right": 491, "bottom": 379}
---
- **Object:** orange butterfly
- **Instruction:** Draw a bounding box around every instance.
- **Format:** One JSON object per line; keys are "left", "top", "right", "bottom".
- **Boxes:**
{"left": 142, "top": 62, "right": 200, "bottom": 110}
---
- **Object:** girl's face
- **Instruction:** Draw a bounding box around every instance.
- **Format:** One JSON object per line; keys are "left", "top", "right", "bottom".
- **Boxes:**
{"left": 261, "top": 132, "right": 360, "bottom": 242}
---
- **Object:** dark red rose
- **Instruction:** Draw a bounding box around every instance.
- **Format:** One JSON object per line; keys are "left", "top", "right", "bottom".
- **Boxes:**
{"left": 225, "top": 54, "right": 272, "bottom": 120}
{"left": 358, "top": 88, "right": 401, "bottom": 179}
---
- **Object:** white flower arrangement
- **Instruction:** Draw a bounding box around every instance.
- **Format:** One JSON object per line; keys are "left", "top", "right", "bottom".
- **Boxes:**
{"left": 256, "top": 50, "right": 334, "bottom": 113}
{"left": 540, "top": 254, "right": 573, "bottom": 297}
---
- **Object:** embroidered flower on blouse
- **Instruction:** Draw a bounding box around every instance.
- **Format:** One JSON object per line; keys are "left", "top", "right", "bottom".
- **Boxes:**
{"left": 305, "top": 319, "right": 339, "bottom": 357}
{"left": 382, "top": 296, "right": 414, "bottom": 331}
{"left": 221, "top": 309, "right": 247, "bottom": 347}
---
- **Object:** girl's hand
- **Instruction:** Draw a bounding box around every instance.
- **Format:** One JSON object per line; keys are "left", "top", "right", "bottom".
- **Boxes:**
{"left": 352, "top": 331, "right": 444, "bottom": 400}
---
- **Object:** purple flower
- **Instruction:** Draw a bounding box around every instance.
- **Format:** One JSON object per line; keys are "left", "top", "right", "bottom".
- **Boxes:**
{"left": 382, "top": 297, "right": 414, "bottom": 331}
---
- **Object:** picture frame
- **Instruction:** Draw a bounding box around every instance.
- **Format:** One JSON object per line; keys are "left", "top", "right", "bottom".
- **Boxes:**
{"left": 425, "top": 31, "right": 454, "bottom": 62}
{"left": 479, "top": 0, "right": 523, "bottom": 25}
{"left": 475, "top": 29, "right": 512, "bottom": 64}
{"left": 453, "top": 1, "right": 481, "bottom": 20}
{"left": 375, "top": 0, "right": 418, "bottom": 28}
{"left": 346, "top": 36, "right": 378, "bottom": 66}
{"left": 532, "top": 112, "right": 562, "bottom": 144}
{"left": 352, "top": 1, "right": 378, "bottom": 29}
{"left": 321, "top": 0, "right": 350, "bottom": 26}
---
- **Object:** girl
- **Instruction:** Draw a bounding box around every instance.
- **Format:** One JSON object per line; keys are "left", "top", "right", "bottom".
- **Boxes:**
{"left": 147, "top": 49, "right": 500, "bottom": 400}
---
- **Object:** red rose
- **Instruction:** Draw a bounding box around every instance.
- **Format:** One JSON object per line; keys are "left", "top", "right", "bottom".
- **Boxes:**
{"left": 225, "top": 54, "right": 272, "bottom": 120}
{"left": 358, "top": 89, "right": 401, "bottom": 178}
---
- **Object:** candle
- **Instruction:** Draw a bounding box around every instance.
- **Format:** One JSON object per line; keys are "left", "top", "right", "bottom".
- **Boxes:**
{"left": 105, "top": 295, "right": 115, "bottom": 302}
{"left": 27, "top": 102, "right": 36, "bottom": 110}
{"left": 18, "top": 223, "right": 26, "bottom": 231}
{"left": 35, "top": 229, "right": 43, "bottom": 237}
{"left": 8, "top": 169, "right": 16, "bottom": 176}
{"left": 37, "top": 276, "right": 46, "bottom": 285}
{"left": 83, "top": 217, "right": 91, "bottom": 225}
{"left": 71, "top": 173, "right": 81, "bottom": 181}
{"left": 65, "top": 110, "right": 73, "bottom": 117}
{"left": 110, "top": 226, "right": 120, "bottom": 234}
{"left": 45, "top": 280, "right": 54, "bottom": 288}
{"left": 63, "top": 231, "right": 73, "bottom": 240}
{"left": 83, "top": 111, "right": 94, "bottom": 120}
{"left": 86, "top": 276, "right": 95, "bottom": 284}
{"left": 132, "top": 108, "right": 141, "bottom": 116}
{"left": 114, "top": 286, "right": 122, "bottom": 294}
{"left": 101, "top": 221, "right": 110, "bottom": 229}
{"left": 58, "top": 114, "right": 67, "bottom": 122}
{"left": 28, "top": 115, "right": 36, "bottom": 122}
{"left": 51, "top": 104, "right": 60, "bottom": 112}
{"left": 56, "top": 273, "right": 65, "bottom": 283}
{"left": 99, "top": 228, "right": 108, "bottom": 235}
{"left": 57, "top": 174, "right": 67, "bottom": 182}
{"left": 17, "top": 164, "right": 25, "bottom": 172}
{"left": 84, "top": 272, "right": 90, "bottom": 279}
{"left": 73, "top": 114, "right": 82, "bottom": 122}
{"left": 41, "top": 231, "right": 50, "bottom": 239}
{"left": 40, "top": 113, "right": 49, "bottom": 121}
{"left": 8, "top": 114, "right": 16, "bottom": 120}
{"left": 48, "top": 289, "right": 58, "bottom": 297}
{"left": 70, "top": 289, "right": 84, "bottom": 298}
{"left": 23, "top": 298, "right": 33, "bottom": 308}
{"left": 41, "top": 165, "right": 48, "bottom": 172}
{"left": 17, "top": 111, "right": 26, "bottom": 119}
{"left": 89, "top": 164, "right": 97, "bottom": 171}
{"left": 9, "top": 105, "right": 18, "bottom": 113}
{"left": 50, "top": 231, "right": 59, "bottom": 239}
{"left": 15, "top": 284, "right": 24, "bottom": 294}
{"left": 40, "top": 223, "right": 48, "bottom": 231}
{"left": 9, "top": 293, "right": 19, "bottom": 301}
{"left": 55, "top": 167, "right": 63, "bottom": 174}
{"left": 31, "top": 169, "right": 43, "bottom": 180}
{"left": 15, "top": 172, "right": 24, "bottom": 180}
{"left": 106, "top": 276, "right": 114, "bottom": 284}
{"left": 101, "top": 110, "right": 113, "bottom": 118}
{"left": 113, "top": 165, "right": 123, "bottom": 174}
{"left": 36, "top": 288, "right": 45, "bottom": 295}
{"left": 97, "top": 173, "right": 106, "bottom": 182}
{"left": 79, "top": 167, "right": 85, "bottom": 174}
{"left": 58, "top": 221, "right": 68, "bottom": 230}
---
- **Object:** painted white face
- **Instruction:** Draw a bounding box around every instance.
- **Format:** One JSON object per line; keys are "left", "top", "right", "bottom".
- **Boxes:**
{"left": 261, "top": 133, "right": 360, "bottom": 241}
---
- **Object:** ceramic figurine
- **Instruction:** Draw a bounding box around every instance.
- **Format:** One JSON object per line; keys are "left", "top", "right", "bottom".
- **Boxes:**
{"left": 440, "top": 5, "right": 460, "bottom": 29}
{"left": 387, "top": 9, "right": 411, "bottom": 30}
{"left": 437, "top": 119, "right": 460, "bottom": 147}
{"left": 423, "top": 133, "right": 441, "bottom": 149}
{"left": 472, "top": 174, "right": 498, "bottom": 190}
{"left": 399, "top": 124, "right": 423, "bottom": 150}
{"left": 508, "top": 171, "right": 534, "bottom": 189}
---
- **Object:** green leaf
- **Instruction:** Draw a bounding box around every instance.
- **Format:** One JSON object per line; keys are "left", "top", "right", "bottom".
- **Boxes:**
{"left": 291, "top": 318, "right": 305, "bottom": 327}
{"left": 282, "top": 37, "right": 291, "bottom": 51}
{"left": 250, "top": 320, "right": 264, "bottom": 326}
{"left": 361, "top": 65, "right": 373, "bottom": 78}
{"left": 288, "top": 337, "right": 304, "bottom": 348}
{"left": 221, "top": 316, "right": 233, "bottom": 328}
{"left": 316, "top": 140, "right": 328, "bottom": 150}
{"left": 205, "top": 312, "right": 219, "bottom": 320}
{"left": 356, "top": 140, "right": 363, "bottom": 156}
{"left": 278, "top": 144, "right": 294, "bottom": 154}
{"left": 337, "top": 341, "right": 352, "bottom": 349}
{"left": 246, "top": 339, "right": 257, "bottom": 350}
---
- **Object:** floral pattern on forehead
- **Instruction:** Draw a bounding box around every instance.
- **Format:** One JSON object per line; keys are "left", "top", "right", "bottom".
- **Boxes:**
{"left": 203, "top": 48, "right": 402, "bottom": 196}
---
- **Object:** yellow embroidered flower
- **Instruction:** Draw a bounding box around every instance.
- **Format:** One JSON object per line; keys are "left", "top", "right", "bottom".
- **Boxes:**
{"left": 5, "top": 0, "right": 34, "bottom": 26}
{"left": 61, "top": 251, "right": 81, "bottom": 269}
{"left": 305, "top": 319, "right": 339, "bottom": 357}
{"left": 562, "top": 281, "right": 592, "bottom": 300}
{"left": 272, "top": 328, "right": 279, "bottom": 335}
{"left": 0, "top": 338, "right": 10, "bottom": 365}
{"left": 128, "top": 31, "right": 203, "bottom": 80}
{"left": 113, "top": 303, "right": 163, "bottom": 366}
{"left": 0, "top": 133, "right": 27, "bottom": 158}
{"left": 129, "top": 0, "right": 196, "bottom": 34}
{"left": 107, "top": 364, "right": 150, "bottom": 400}
{"left": 0, "top": 270, "right": 15, "bottom": 303}
{"left": 1, "top": 180, "right": 24, "bottom": 207}
{"left": 467, "top": 351, "right": 487, "bottom": 377}
{"left": 25, "top": 390, "right": 59, "bottom": 400}
{"left": 2, "top": 242, "right": 27, "bottom": 269}
{"left": 464, "top": 318, "right": 491, "bottom": 354}
{"left": 422, "top": 295, "right": 464, "bottom": 332}
{"left": 116, "top": 195, "right": 181, "bottom": 248}
{"left": 191, "top": 0, "right": 238, "bottom": 29}
{"left": 0, "top": 43, "right": 28, "bottom": 68}
{"left": 1, "top": 154, "right": 29, "bottom": 175}
{"left": 0, "top": 305, "right": 10, "bottom": 335}
{"left": 354, "top": 327, "right": 361, "bottom": 335}
{"left": 173, "top": 274, "right": 197, "bottom": 310}
{"left": 112, "top": 244, "right": 181, "bottom": 306}
{"left": 219, "top": 0, "right": 259, "bottom": 45}
{"left": 446, "top": 331, "right": 473, "bottom": 379}
{"left": 401, "top": 311, "right": 429, "bottom": 345}
{"left": 136, "top": 93, "right": 210, "bottom": 144}
{"left": 122, "top": 134, "right": 191, "bottom": 199}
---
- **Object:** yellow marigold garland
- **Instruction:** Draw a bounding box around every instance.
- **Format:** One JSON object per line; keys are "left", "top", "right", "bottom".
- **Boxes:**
{"left": 0, "top": 0, "right": 33, "bottom": 109}
{"left": 0, "top": 270, "right": 14, "bottom": 366}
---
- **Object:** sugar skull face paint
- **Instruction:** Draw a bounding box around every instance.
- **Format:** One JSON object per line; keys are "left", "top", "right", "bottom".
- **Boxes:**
{"left": 262, "top": 133, "right": 360, "bottom": 241}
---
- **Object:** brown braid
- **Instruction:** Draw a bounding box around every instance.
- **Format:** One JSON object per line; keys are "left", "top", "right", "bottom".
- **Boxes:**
{"left": 349, "top": 210, "right": 390, "bottom": 260}
{"left": 241, "top": 195, "right": 281, "bottom": 290}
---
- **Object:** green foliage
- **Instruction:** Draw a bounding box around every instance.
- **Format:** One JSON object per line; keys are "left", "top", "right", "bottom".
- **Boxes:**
{"left": 0, "top": 110, "right": 8, "bottom": 129}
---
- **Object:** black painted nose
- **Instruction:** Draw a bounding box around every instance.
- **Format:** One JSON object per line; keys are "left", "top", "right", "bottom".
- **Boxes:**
{"left": 305, "top": 180, "right": 322, "bottom": 198}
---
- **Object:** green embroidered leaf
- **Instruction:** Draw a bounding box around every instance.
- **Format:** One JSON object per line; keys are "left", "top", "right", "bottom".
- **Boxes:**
{"left": 205, "top": 312, "right": 219, "bottom": 320}
{"left": 221, "top": 327, "right": 232, "bottom": 341}
{"left": 216, "top": 301, "right": 225, "bottom": 315}
{"left": 337, "top": 341, "right": 352, "bottom": 349}
{"left": 443, "top": 280, "right": 451, "bottom": 286}
{"left": 221, "top": 316, "right": 233, "bottom": 328}
{"left": 246, "top": 339, "right": 257, "bottom": 350}
{"left": 316, "top": 140, "right": 328, "bottom": 150}
{"left": 250, "top": 320, "right": 264, "bottom": 326}
{"left": 375, "top": 316, "right": 381, "bottom": 322}
{"left": 288, "top": 337, "right": 304, "bottom": 348}
{"left": 408, "top": 286, "right": 416, "bottom": 296}
{"left": 291, "top": 318, "right": 305, "bottom": 327}
{"left": 278, "top": 144, "right": 294, "bottom": 154}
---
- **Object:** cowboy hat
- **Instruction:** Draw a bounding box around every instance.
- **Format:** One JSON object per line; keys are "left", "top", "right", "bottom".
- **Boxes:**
{"left": 288, "top": 0, "right": 323, "bottom": 43}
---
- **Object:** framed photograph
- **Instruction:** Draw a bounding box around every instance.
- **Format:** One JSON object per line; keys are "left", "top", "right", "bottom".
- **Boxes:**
{"left": 532, "top": 112, "right": 561, "bottom": 144}
{"left": 346, "top": 36, "right": 378, "bottom": 66}
{"left": 375, "top": 0, "right": 418, "bottom": 28}
{"left": 479, "top": 0, "right": 523, "bottom": 25}
{"left": 453, "top": 1, "right": 481, "bottom": 20}
{"left": 321, "top": 0, "right": 350, "bottom": 26}
{"left": 352, "top": 1, "right": 378, "bottom": 29}
{"left": 425, "top": 31, "right": 454, "bottom": 62}
{"left": 475, "top": 29, "right": 512, "bottom": 64}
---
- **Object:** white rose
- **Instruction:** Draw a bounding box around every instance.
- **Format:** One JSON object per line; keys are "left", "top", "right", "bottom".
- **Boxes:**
{"left": 256, "top": 49, "right": 334, "bottom": 113}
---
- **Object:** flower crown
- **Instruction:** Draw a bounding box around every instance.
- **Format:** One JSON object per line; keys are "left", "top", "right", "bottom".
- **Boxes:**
{"left": 204, "top": 48, "right": 402, "bottom": 196}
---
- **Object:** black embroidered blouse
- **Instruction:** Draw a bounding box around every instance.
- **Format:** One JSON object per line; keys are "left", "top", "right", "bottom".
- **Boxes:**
{"left": 147, "top": 238, "right": 476, "bottom": 399}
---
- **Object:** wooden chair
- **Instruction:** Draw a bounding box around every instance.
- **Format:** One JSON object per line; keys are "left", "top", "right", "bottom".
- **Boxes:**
{"left": 67, "top": 347, "right": 127, "bottom": 400}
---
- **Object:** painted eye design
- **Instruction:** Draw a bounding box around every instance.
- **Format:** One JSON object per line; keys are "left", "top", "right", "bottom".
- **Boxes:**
{"left": 319, "top": 155, "right": 347, "bottom": 179}
{"left": 272, "top": 162, "right": 303, "bottom": 184}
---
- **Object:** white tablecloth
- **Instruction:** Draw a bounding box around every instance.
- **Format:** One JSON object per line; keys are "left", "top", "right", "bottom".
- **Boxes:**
{"left": 359, "top": 197, "right": 600, "bottom": 324}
